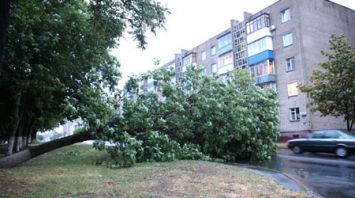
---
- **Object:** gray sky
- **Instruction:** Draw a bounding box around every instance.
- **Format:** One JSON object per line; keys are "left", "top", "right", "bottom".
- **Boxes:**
{"left": 112, "top": 0, "right": 355, "bottom": 87}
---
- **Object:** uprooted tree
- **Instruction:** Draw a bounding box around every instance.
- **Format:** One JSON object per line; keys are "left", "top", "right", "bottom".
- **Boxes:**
{"left": 0, "top": 0, "right": 169, "bottom": 167}
{"left": 0, "top": 0, "right": 280, "bottom": 169}
{"left": 300, "top": 35, "right": 355, "bottom": 131}
{"left": 93, "top": 67, "right": 280, "bottom": 168}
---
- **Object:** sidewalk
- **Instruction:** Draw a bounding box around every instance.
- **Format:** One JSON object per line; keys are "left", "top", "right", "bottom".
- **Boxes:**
{"left": 233, "top": 163, "right": 321, "bottom": 197}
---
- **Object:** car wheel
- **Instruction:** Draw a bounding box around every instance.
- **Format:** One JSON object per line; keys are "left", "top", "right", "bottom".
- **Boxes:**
{"left": 336, "top": 147, "right": 348, "bottom": 158}
{"left": 292, "top": 146, "right": 302, "bottom": 154}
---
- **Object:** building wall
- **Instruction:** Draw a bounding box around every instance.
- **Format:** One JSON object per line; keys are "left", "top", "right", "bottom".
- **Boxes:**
{"left": 254, "top": 0, "right": 311, "bottom": 132}
{"left": 159, "top": 0, "right": 355, "bottom": 134}
{"left": 297, "top": 0, "right": 355, "bottom": 130}
{"left": 248, "top": 0, "right": 355, "bottom": 133}
{"left": 164, "top": 28, "right": 231, "bottom": 78}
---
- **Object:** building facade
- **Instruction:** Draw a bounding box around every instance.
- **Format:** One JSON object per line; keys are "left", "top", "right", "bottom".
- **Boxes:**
{"left": 160, "top": 0, "right": 355, "bottom": 136}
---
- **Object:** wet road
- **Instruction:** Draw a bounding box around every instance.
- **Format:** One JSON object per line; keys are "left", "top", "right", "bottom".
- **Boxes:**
{"left": 257, "top": 150, "right": 355, "bottom": 198}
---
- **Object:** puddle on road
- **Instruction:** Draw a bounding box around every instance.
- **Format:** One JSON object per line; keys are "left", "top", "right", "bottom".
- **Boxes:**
{"left": 255, "top": 155, "right": 355, "bottom": 181}
{"left": 246, "top": 154, "right": 355, "bottom": 198}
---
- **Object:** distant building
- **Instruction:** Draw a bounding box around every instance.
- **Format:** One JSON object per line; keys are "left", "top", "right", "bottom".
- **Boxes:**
{"left": 38, "top": 120, "right": 79, "bottom": 142}
{"left": 160, "top": 0, "right": 355, "bottom": 137}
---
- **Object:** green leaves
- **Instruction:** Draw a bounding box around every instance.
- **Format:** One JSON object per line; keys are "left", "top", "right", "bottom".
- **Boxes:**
{"left": 300, "top": 35, "right": 355, "bottom": 131}
{"left": 0, "top": 0, "right": 169, "bottom": 146}
{"left": 100, "top": 66, "right": 279, "bottom": 166}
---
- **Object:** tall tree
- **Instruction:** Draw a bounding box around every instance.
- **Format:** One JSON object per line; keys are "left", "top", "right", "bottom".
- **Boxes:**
{"left": 0, "top": 0, "right": 168, "bottom": 167}
{"left": 0, "top": 0, "right": 11, "bottom": 75}
{"left": 300, "top": 35, "right": 355, "bottom": 131}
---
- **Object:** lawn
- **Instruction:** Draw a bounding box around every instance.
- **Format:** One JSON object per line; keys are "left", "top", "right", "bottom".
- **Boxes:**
{"left": 0, "top": 144, "right": 304, "bottom": 198}
{"left": 276, "top": 142, "right": 288, "bottom": 149}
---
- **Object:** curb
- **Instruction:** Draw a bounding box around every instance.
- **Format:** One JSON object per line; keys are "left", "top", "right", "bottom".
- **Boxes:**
{"left": 231, "top": 162, "right": 322, "bottom": 198}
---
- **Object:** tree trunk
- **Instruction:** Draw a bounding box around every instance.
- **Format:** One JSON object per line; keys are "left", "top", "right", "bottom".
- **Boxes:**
{"left": 346, "top": 118, "right": 353, "bottom": 131}
{"left": 15, "top": 133, "right": 22, "bottom": 152}
{"left": 6, "top": 93, "right": 21, "bottom": 155}
{"left": 22, "top": 117, "right": 32, "bottom": 147}
{"left": 26, "top": 120, "right": 35, "bottom": 144}
{"left": 30, "top": 128, "right": 37, "bottom": 144}
{"left": 22, "top": 135, "right": 27, "bottom": 148}
{"left": 15, "top": 113, "right": 24, "bottom": 152}
{"left": 6, "top": 136, "right": 15, "bottom": 155}
{"left": 0, "top": 132, "right": 93, "bottom": 168}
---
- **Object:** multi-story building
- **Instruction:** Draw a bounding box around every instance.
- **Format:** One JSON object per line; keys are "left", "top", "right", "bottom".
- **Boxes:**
{"left": 160, "top": 0, "right": 355, "bottom": 137}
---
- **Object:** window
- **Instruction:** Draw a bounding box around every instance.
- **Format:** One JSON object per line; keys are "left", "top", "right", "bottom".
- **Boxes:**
{"left": 324, "top": 131, "right": 341, "bottom": 139}
{"left": 247, "top": 37, "right": 273, "bottom": 56}
{"left": 283, "top": 33, "right": 293, "bottom": 47}
{"left": 201, "top": 51, "right": 206, "bottom": 60}
{"left": 286, "top": 57, "right": 295, "bottom": 71}
{"left": 260, "top": 83, "right": 277, "bottom": 91}
{"left": 217, "top": 52, "right": 233, "bottom": 68}
{"left": 281, "top": 9, "right": 291, "bottom": 23}
{"left": 310, "top": 132, "right": 324, "bottom": 138}
{"left": 211, "top": 46, "right": 216, "bottom": 56}
{"left": 290, "top": 108, "right": 300, "bottom": 121}
{"left": 250, "top": 60, "right": 275, "bottom": 78}
{"left": 217, "top": 52, "right": 233, "bottom": 75}
{"left": 203, "top": 67, "right": 207, "bottom": 75}
{"left": 287, "top": 82, "right": 298, "bottom": 96}
{"left": 182, "top": 53, "right": 196, "bottom": 67}
{"left": 246, "top": 14, "right": 270, "bottom": 34}
{"left": 211, "top": 63, "right": 217, "bottom": 73}
{"left": 217, "top": 32, "right": 232, "bottom": 49}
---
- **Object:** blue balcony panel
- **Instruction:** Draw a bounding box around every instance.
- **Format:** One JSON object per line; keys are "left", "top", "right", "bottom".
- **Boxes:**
{"left": 248, "top": 50, "right": 274, "bottom": 65}
{"left": 217, "top": 44, "right": 233, "bottom": 56}
{"left": 256, "top": 74, "right": 276, "bottom": 85}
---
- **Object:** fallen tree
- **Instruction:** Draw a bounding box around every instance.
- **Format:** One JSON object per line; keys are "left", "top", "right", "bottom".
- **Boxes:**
{"left": 0, "top": 132, "right": 92, "bottom": 168}
{"left": 0, "top": 0, "right": 168, "bottom": 164}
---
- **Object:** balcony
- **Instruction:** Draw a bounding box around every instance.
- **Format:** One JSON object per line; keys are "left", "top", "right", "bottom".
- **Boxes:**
{"left": 247, "top": 27, "right": 272, "bottom": 44}
{"left": 248, "top": 50, "right": 273, "bottom": 65}
{"left": 217, "top": 63, "right": 234, "bottom": 75}
{"left": 217, "top": 44, "right": 233, "bottom": 57}
{"left": 254, "top": 74, "right": 276, "bottom": 85}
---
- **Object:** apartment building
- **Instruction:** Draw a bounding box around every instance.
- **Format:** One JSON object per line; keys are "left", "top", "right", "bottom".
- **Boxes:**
{"left": 160, "top": 0, "right": 355, "bottom": 136}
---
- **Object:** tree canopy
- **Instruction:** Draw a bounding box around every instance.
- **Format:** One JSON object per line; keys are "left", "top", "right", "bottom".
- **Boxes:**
{"left": 300, "top": 35, "right": 355, "bottom": 131}
{"left": 0, "top": 0, "right": 169, "bottom": 156}
{"left": 94, "top": 67, "right": 280, "bottom": 167}
{"left": 0, "top": 0, "right": 280, "bottom": 168}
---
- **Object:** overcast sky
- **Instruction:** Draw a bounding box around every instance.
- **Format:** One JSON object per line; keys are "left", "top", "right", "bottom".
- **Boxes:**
{"left": 111, "top": 0, "right": 355, "bottom": 87}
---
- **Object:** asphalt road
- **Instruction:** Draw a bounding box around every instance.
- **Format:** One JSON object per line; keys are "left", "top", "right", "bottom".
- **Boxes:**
{"left": 259, "top": 149, "right": 355, "bottom": 198}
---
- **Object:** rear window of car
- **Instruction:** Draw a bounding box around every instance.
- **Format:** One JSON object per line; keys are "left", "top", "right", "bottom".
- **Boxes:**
{"left": 309, "top": 130, "right": 355, "bottom": 139}
{"left": 324, "top": 131, "right": 341, "bottom": 138}
{"left": 340, "top": 131, "right": 355, "bottom": 139}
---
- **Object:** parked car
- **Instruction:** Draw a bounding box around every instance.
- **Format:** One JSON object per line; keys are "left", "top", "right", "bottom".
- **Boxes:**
{"left": 287, "top": 130, "right": 355, "bottom": 158}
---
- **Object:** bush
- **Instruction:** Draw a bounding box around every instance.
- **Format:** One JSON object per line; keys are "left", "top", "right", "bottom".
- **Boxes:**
{"left": 103, "top": 131, "right": 209, "bottom": 168}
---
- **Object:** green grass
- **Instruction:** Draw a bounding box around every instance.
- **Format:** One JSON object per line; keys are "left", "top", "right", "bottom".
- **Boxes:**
{"left": 0, "top": 144, "right": 304, "bottom": 198}
{"left": 277, "top": 142, "right": 288, "bottom": 149}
